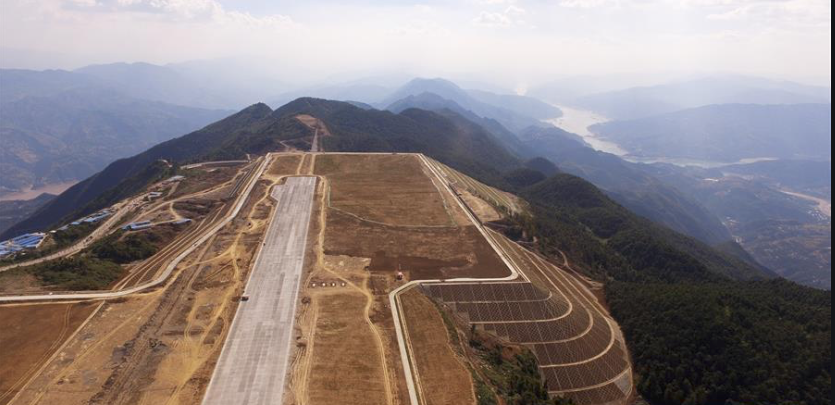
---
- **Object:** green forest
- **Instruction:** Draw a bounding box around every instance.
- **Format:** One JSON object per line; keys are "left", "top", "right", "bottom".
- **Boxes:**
{"left": 502, "top": 173, "right": 832, "bottom": 405}
{"left": 469, "top": 331, "right": 576, "bottom": 405}
{"left": 607, "top": 279, "right": 830, "bottom": 405}
{"left": 16, "top": 229, "right": 161, "bottom": 290}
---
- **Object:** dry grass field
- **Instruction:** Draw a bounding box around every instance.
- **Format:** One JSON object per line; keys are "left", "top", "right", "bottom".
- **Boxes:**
{"left": 167, "top": 166, "right": 239, "bottom": 200}
{"left": 268, "top": 154, "right": 304, "bottom": 177}
{"left": 426, "top": 158, "right": 524, "bottom": 216}
{"left": 317, "top": 154, "right": 510, "bottom": 281}
{"left": 0, "top": 303, "right": 98, "bottom": 405}
{"left": 3, "top": 157, "right": 286, "bottom": 405}
{"left": 324, "top": 210, "right": 508, "bottom": 280}
{"left": 287, "top": 153, "right": 512, "bottom": 405}
{"left": 9, "top": 178, "right": 272, "bottom": 405}
{"left": 305, "top": 291, "right": 389, "bottom": 405}
{"left": 400, "top": 289, "right": 476, "bottom": 405}
{"left": 286, "top": 170, "right": 407, "bottom": 405}
{"left": 315, "top": 154, "right": 454, "bottom": 227}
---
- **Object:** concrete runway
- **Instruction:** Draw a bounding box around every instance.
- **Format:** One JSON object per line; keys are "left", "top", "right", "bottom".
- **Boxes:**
{"left": 202, "top": 176, "right": 317, "bottom": 405}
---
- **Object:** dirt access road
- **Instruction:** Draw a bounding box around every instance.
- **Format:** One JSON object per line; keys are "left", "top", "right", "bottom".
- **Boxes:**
{"left": 2, "top": 154, "right": 299, "bottom": 405}
{"left": 0, "top": 158, "right": 267, "bottom": 303}
{"left": 0, "top": 194, "right": 143, "bottom": 274}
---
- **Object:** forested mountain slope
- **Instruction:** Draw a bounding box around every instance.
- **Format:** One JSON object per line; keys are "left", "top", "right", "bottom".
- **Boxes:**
{"left": 520, "top": 126, "right": 734, "bottom": 245}
{"left": 1, "top": 103, "right": 273, "bottom": 237}
{"left": 497, "top": 173, "right": 828, "bottom": 405}
{"left": 0, "top": 87, "right": 228, "bottom": 195}
{"left": 3, "top": 98, "right": 520, "bottom": 237}
{"left": 0, "top": 68, "right": 230, "bottom": 196}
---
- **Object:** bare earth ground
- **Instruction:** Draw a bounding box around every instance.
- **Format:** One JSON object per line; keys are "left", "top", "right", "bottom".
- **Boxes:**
{"left": 295, "top": 115, "right": 331, "bottom": 152}
{"left": 0, "top": 271, "right": 40, "bottom": 294}
{"left": 429, "top": 159, "right": 524, "bottom": 216}
{"left": 399, "top": 289, "right": 476, "bottom": 405}
{"left": 286, "top": 153, "right": 511, "bottom": 405}
{"left": 314, "top": 154, "right": 455, "bottom": 227}
{"left": 286, "top": 154, "right": 410, "bottom": 405}
{"left": 464, "top": 230, "right": 633, "bottom": 404}
{"left": 268, "top": 154, "right": 303, "bottom": 177}
{"left": 0, "top": 158, "right": 243, "bottom": 295}
{"left": 306, "top": 290, "right": 389, "bottom": 405}
{"left": 111, "top": 161, "right": 269, "bottom": 292}
{"left": 0, "top": 303, "right": 98, "bottom": 405}
{"left": 318, "top": 154, "right": 509, "bottom": 281}
{"left": 5, "top": 156, "right": 295, "bottom": 405}
{"left": 459, "top": 189, "right": 502, "bottom": 223}
{"left": 2, "top": 153, "right": 628, "bottom": 405}
{"left": 167, "top": 166, "right": 239, "bottom": 200}
{"left": 295, "top": 115, "right": 332, "bottom": 137}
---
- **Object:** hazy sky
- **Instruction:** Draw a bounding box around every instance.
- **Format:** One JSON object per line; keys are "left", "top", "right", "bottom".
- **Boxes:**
{"left": 0, "top": 0, "right": 831, "bottom": 86}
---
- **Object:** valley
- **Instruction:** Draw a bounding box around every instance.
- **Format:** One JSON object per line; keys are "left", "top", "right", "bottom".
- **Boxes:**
{"left": 780, "top": 189, "right": 832, "bottom": 218}
{"left": 0, "top": 183, "right": 76, "bottom": 202}
{"left": 540, "top": 100, "right": 832, "bottom": 290}
{"left": 546, "top": 106, "right": 626, "bottom": 156}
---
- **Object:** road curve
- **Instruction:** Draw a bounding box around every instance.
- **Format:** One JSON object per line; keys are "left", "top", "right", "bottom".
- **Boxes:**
{"left": 389, "top": 154, "right": 525, "bottom": 405}
{"left": 0, "top": 157, "right": 269, "bottom": 304}
{"left": 0, "top": 195, "right": 143, "bottom": 273}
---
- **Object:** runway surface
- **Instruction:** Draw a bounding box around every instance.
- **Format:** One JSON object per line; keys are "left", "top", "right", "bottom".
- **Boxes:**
{"left": 202, "top": 176, "right": 317, "bottom": 405}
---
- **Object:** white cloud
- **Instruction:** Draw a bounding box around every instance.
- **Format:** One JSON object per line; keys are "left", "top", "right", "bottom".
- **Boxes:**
{"left": 0, "top": 0, "right": 829, "bottom": 85}
{"left": 388, "top": 20, "right": 451, "bottom": 36}
{"left": 706, "top": 0, "right": 831, "bottom": 28}
{"left": 474, "top": 0, "right": 517, "bottom": 4}
{"left": 556, "top": 0, "right": 662, "bottom": 9}
{"left": 504, "top": 5, "right": 526, "bottom": 16}
{"left": 69, "top": 0, "right": 98, "bottom": 6}
{"left": 473, "top": 10, "right": 512, "bottom": 26}
{"left": 57, "top": 0, "right": 297, "bottom": 27}
{"left": 473, "top": 5, "right": 527, "bottom": 27}
{"left": 558, "top": 0, "right": 619, "bottom": 8}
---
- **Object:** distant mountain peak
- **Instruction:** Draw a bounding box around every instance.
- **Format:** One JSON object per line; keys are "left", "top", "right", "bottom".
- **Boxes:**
{"left": 243, "top": 102, "right": 273, "bottom": 114}
{"left": 381, "top": 78, "right": 557, "bottom": 134}
{"left": 384, "top": 77, "right": 469, "bottom": 105}
{"left": 404, "top": 77, "right": 462, "bottom": 88}
{"left": 272, "top": 97, "right": 363, "bottom": 119}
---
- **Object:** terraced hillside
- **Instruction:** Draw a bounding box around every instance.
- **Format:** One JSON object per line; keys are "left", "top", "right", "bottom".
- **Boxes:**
{"left": 395, "top": 153, "right": 632, "bottom": 405}
{"left": 428, "top": 159, "right": 525, "bottom": 216}
{"left": 421, "top": 232, "right": 632, "bottom": 404}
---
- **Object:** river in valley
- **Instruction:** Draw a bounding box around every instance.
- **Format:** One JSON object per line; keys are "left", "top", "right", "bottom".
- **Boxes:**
{"left": 545, "top": 106, "right": 778, "bottom": 169}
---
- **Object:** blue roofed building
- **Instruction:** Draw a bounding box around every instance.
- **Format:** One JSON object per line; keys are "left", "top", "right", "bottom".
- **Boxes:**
{"left": 0, "top": 232, "right": 46, "bottom": 257}
{"left": 122, "top": 221, "right": 153, "bottom": 231}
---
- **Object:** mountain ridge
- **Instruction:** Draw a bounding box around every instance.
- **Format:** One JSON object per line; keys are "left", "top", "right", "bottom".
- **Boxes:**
{"left": 0, "top": 70, "right": 231, "bottom": 197}
{"left": 573, "top": 75, "right": 831, "bottom": 120}
{"left": 593, "top": 103, "right": 832, "bottom": 162}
